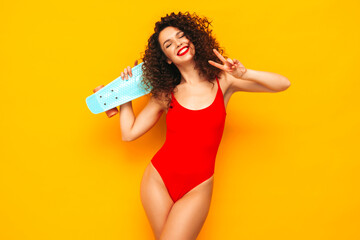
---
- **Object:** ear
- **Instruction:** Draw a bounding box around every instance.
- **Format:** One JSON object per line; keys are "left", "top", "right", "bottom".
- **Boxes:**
{"left": 167, "top": 60, "right": 172, "bottom": 64}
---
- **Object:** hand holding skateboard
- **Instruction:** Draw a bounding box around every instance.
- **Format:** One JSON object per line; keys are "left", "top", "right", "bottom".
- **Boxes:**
{"left": 86, "top": 60, "right": 152, "bottom": 118}
{"left": 120, "top": 60, "right": 138, "bottom": 81}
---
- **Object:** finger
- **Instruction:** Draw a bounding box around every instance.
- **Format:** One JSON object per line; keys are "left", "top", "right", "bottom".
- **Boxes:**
{"left": 124, "top": 68, "right": 128, "bottom": 80}
{"left": 226, "top": 59, "right": 236, "bottom": 69}
{"left": 233, "top": 59, "right": 244, "bottom": 67}
{"left": 208, "top": 60, "right": 226, "bottom": 71}
{"left": 227, "top": 58, "right": 234, "bottom": 64}
{"left": 121, "top": 72, "right": 125, "bottom": 80}
{"left": 127, "top": 66, "right": 132, "bottom": 77}
{"left": 212, "top": 49, "right": 227, "bottom": 63}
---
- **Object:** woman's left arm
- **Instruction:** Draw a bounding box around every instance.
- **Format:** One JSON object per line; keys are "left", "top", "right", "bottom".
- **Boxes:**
{"left": 240, "top": 69, "right": 291, "bottom": 92}
{"left": 208, "top": 49, "right": 291, "bottom": 93}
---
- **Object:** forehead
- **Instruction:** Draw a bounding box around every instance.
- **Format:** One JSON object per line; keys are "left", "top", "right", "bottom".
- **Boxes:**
{"left": 158, "top": 26, "right": 181, "bottom": 42}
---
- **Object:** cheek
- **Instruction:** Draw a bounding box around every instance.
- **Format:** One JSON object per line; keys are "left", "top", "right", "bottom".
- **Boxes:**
{"left": 161, "top": 48, "right": 169, "bottom": 56}
{"left": 163, "top": 49, "right": 172, "bottom": 59}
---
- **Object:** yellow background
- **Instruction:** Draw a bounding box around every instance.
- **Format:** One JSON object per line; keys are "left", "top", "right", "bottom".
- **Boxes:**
{"left": 1, "top": 0, "right": 359, "bottom": 239}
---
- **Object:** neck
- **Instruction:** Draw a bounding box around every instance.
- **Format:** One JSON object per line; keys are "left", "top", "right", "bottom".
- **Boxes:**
{"left": 174, "top": 60, "right": 207, "bottom": 85}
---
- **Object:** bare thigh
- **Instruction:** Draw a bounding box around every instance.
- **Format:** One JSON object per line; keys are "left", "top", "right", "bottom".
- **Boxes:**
{"left": 159, "top": 175, "right": 214, "bottom": 240}
{"left": 140, "top": 162, "right": 174, "bottom": 240}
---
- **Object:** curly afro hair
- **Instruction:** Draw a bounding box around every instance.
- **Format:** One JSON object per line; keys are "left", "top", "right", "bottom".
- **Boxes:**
{"left": 140, "top": 11, "right": 229, "bottom": 109}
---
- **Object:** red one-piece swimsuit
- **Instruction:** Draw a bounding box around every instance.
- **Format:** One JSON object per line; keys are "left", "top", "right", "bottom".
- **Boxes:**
{"left": 150, "top": 76, "right": 227, "bottom": 203}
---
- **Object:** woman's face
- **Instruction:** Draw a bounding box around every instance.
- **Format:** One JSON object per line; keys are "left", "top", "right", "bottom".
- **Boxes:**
{"left": 158, "top": 26, "right": 195, "bottom": 65}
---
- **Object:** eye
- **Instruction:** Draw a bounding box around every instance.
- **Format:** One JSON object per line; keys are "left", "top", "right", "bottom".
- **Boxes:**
{"left": 165, "top": 33, "right": 185, "bottom": 48}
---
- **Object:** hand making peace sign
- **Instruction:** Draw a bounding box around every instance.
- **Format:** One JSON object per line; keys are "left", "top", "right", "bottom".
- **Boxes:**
{"left": 208, "top": 49, "right": 247, "bottom": 79}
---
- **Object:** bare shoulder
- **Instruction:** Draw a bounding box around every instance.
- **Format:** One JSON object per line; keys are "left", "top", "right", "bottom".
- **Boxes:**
{"left": 216, "top": 71, "right": 234, "bottom": 97}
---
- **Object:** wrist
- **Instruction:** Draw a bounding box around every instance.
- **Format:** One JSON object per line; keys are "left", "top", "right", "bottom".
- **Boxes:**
{"left": 120, "top": 101, "right": 132, "bottom": 108}
{"left": 240, "top": 69, "right": 252, "bottom": 80}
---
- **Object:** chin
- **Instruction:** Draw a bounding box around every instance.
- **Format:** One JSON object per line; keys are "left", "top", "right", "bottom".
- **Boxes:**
{"left": 174, "top": 56, "right": 195, "bottom": 65}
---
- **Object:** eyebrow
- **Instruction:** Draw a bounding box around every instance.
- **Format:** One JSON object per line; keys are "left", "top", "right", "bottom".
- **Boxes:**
{"left": 163, "top": 31, "right": 183, "bottom": 47}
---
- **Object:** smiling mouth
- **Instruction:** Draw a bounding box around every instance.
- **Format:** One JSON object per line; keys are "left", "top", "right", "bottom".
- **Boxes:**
{"left": 177, "top": 47, "right": 189, "bottom": 56}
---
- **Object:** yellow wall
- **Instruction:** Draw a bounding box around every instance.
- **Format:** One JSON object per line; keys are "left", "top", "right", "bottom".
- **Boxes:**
{"left": 1, "top": 0, "right": 359, "bottom": 239}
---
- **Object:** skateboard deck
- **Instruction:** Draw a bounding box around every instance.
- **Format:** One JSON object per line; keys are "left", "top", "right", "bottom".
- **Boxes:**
{"left": 86, "top": 62, "right": 152, "bottom": 114}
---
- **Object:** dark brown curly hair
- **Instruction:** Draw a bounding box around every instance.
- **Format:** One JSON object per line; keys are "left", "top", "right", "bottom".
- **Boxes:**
{"left": 140, "top": 11, "right": 229, "bottom": 109}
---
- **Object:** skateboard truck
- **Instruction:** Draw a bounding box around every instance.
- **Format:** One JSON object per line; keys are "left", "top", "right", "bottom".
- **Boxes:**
{"left": 93, "top": 85, "right": 119, "bottom": 118}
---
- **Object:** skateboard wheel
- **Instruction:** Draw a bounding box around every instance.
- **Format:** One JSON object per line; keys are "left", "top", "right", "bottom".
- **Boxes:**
{"left": 106, "top": 107, "right": 119, "bottom": 118}
{"left": 93, "top": 85, "right": 105, "bottom": 93}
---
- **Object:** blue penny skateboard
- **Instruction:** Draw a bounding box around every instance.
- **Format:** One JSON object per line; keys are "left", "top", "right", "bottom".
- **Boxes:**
{"left": 86, "top": 62, "right": 152, "bottom": 117}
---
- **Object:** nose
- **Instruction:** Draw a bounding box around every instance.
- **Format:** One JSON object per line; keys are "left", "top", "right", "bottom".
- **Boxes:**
{"left": 174, "top": 38, "right": 183, "bottom": 48}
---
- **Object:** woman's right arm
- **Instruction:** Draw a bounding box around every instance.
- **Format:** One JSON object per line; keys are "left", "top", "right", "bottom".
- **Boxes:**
{"left": 118, "top": 60, "right": 166, "bottom": 141}
{"left": 120, "top": 96, "right": 165, "bottom": 141}
{"left": 119, "top": 101, "right": 135, "bottom": 141}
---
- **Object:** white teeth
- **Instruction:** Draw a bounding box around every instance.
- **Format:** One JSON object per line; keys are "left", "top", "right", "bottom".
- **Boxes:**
{"left": 178, "top": 47, "right": 188, "bottom": 55}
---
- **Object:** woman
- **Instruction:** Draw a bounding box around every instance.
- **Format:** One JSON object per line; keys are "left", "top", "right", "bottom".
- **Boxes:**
{"left": 119, "top": 12, "right": 290, "bottom": 240}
